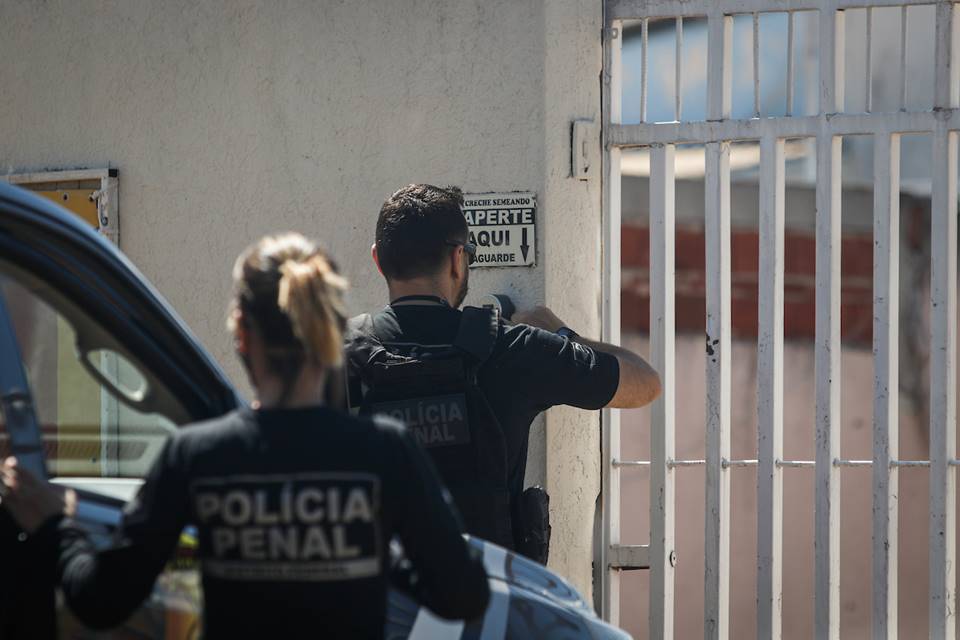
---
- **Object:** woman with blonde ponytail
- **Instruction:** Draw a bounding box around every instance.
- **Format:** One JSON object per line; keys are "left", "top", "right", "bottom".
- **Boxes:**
{"left": 277, "top": 253, "right": 347, "bottom": 367}
{"left": 1, "top": 232, "right": 490, "bottom": 639}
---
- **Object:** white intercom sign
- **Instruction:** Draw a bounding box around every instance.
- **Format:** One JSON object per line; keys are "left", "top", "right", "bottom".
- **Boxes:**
{"left": 462, "top": 192, "right": 536, "bottom": 268}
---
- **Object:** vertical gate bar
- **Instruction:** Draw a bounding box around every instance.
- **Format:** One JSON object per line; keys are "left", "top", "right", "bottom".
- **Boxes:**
{"left": 600, "top": 17, "right": 622, "bottom": 625}
{"left": 934, "top": 2, "right": 960, "bottom": 111}
{"left": 814, "top": 131, "right": 843, "bottom": 640}
{"left": 676, "top": 17, "right": 684, "bottom": 121}
{"left": 707, "top": 13, "right": 733, "bottom": 122}
{"left": 929, "top": 125, "right": 958, "bottom": 640}
{"left": 787, "top": 11, "right": 795, "bottom": 117}
{"left": 821, "top": 6, "right": 845, "bottom": 116}
{"left": 866, "top": 8, "right": 873, "bottom": 114}
{"left": 649, "top": 144, "right": 677, "bottom": 640}
{"left": 930, "top": 6, "right": 958, "bottom": 637}
{"left": 872, "top": 132, "right": 900, "bottom": 640}
{"left": 900, "top": 6, "right": 908, "bottom": 112}
{"left": 642, "top": 18, "right": 649, "bottom": 123}
{"left": 757, "top": 135, "right": 786, "bottom": 640}
{"left": 705, "top": 13, "right": 732, "bottom": 640}
{"left": 815, "top": 7, "right": 843, "bottom": 639}
{"left": 754, "top": 12, "right": 761, "bottom": 118}
{"left": 705, "top": 141, "right": 732, "bottom": 640}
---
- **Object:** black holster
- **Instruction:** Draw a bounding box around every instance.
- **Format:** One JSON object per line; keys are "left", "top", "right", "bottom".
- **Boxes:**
{"left": 514, "top": 486, "right": 551, "bottom": 565}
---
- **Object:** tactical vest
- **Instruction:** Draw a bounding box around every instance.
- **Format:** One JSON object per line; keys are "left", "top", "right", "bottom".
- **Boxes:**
{"left": 345, "top": 306, "right": 513, "bottom": 549}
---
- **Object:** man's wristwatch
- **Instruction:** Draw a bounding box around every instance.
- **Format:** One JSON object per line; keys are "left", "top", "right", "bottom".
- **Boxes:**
{"left": 556, "top": 326, "right": 580, "bottom": 341}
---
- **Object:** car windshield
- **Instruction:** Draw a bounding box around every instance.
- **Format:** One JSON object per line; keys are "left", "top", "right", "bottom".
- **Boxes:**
{"left": 0, "top": 261, "right": 189, "bottom": 478}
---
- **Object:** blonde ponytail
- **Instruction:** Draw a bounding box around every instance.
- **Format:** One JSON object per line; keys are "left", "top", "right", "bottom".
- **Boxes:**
{"left": 231, "top": 233, "right": 350, "bottom": 393}
{"left": 278, "top": 254, "right": 348, "bottom": 367}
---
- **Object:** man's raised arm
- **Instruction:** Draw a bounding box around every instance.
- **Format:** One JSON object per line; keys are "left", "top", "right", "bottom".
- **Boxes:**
{"left": 512, "top": 305, "right": 661, "bottom": 409}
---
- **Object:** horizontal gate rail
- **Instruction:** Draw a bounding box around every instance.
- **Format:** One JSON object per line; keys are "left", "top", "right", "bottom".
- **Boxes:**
{"left": 609, "top": 0, "right": 940, "bottom": 21}
{"left": 614, "top": 458, "right": 960, "bottom": 467}
{"left": 608, "top": 111, "right": 960, "bottom": 148}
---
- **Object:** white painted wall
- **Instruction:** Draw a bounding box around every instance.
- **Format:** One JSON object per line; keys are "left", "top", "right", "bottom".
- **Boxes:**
{"left": 0, "top": 0, "right": 602, "bottom": 598}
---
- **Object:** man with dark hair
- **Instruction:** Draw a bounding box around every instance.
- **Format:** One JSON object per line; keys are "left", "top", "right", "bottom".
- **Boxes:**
{"left": 374, "top": 184, "right": 469, "bottom": 292}
{"left": 346, "top": 183, "right": 661, "bottom": 560}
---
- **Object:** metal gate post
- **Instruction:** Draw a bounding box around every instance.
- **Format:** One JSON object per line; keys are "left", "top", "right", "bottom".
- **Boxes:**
{"left": 704, "top": 12, "right": 733, "bottom": 640}
{"left": 757, "top": 135, "right": 786, "bottom": 640}
{"left": 929, "top": 6, "right": 959, "bottom": 634}
{"left": 649, "top": 144, "right": 677, "bottom": 639}
{"left": 704, "top": 138, "right": 732, "bottom": 640}
{"left": 600, "top": 17, "right": 623, "bottom": 626}
{"left": 813, "top": 8, "right": 844, "bottom": 640}
{"left": 872, "top": 131, "right": 901, "bottom": 640}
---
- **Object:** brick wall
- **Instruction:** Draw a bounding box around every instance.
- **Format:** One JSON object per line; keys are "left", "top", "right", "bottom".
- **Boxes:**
{"left": 621, "top": 223, "right": 875, "bottom": 345}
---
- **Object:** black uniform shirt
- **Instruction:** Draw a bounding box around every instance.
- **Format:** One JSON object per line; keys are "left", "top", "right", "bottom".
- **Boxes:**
{"left": 0, "top": 511, "right": 57, "bottom": 639}
{"left": 366, "top": 304, "right": 620, "bottom": 508}
{"left": 46, "top": 406, "right": 489, "bottom": 639}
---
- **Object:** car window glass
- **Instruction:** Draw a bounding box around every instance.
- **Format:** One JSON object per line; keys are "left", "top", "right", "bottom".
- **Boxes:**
{"left": 0, "top": 275, "right": 181, "bottom": 478}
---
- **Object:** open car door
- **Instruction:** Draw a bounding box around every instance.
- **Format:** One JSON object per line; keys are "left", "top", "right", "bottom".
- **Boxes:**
{"left": 0, "top": 183, "right": 240, "bottom": 638}
{"left": 0, "top": 291, "right": 46, "bottom": 479}
{"left": 0, "top": 275, "right": 61, "bottom": 638}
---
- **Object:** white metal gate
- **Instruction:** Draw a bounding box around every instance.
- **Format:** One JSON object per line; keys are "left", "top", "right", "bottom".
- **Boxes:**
{"left": 600, "top": 1, "right": 959, "bottom": 638}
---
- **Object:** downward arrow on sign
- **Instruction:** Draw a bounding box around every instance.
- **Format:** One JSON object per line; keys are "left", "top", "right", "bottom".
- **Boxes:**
{"left": 520, "top": 227, "right": 530, "bottom": 261}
